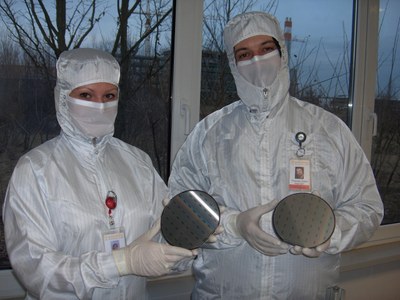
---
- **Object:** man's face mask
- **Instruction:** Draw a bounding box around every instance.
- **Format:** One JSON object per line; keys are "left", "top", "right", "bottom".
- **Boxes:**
{"left": 236, "top": 49, "right": 281, "bottom": 87}
{"left": 67, "top": 96, "right": 118, "bottom": 138}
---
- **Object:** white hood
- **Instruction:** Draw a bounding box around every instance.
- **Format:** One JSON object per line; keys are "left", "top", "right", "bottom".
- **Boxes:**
{"left": 54, "top": 48, "right": 120, "bottom": 142}
{"left": 223, "top": 11, "right": 290, "bottom": 113}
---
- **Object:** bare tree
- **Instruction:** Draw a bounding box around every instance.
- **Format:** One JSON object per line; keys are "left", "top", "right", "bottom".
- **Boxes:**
{"left": 110, "top": 0, "right": 173, "bottom": 140}
{"left": 0, "top": 31, "right": 22, "bottom": 64}
{"left": 0, "top": 0, "right": 107, "bottom": 70}
{"left": 0, "top": 0, "right": 109, "bottom": 162}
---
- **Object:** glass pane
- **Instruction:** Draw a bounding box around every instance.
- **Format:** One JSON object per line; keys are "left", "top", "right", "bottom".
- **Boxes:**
{"left": 201, "top": 0, "right": 353, "bottom": 124}
{"left": 0, "top": 0, "right": 173, "bottom": 269}
{"left": 371, "top": 0, "right": 400, "bottom": 225}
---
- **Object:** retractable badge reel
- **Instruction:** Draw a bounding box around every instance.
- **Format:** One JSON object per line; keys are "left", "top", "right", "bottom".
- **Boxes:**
{"left": 102, "top": 190, "right": 126, "bottom": 252}
{"left": 295, "top": 132, "right": 306, "bottom": 157}
{"left": 289, "top": 132, "right": 311, "bottom": 191}
{"left": 105, "top": 191, "right": 117, "bottom": 228}
{"left": 161, "top": 190, "right": 221, "bottom": 250}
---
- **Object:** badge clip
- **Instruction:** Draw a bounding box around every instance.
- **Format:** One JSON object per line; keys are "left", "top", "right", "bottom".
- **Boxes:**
{"left": 295, "top": 132, "right": 306, "bottom": 157}
{"left": 105, "top": 191, "right": 117, "bottom": 228}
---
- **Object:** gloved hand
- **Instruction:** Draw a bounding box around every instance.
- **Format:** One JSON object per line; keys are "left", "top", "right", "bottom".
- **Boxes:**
{"left": 289, "top": 238, "right": 331, "bottom": 258}
{"left": 113, "top": 219, "right": 197, "bottom": 277}
{"left": 205, "top": 224, "right": 224, "bottom": 243}
{"left": 235, "top": 200, "right": 289, "bottom": 256}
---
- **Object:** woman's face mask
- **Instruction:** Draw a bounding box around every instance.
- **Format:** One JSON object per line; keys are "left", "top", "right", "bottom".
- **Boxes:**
{"left": 67, "top": 96, "right": 118, "bottom": 138}
{"left": 236, "top": 49, "right": 281, "bottom": 87}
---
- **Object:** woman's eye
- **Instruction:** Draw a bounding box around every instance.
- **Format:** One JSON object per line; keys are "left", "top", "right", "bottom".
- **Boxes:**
{"left": 106, "top": 93, "right": 117, "bottom": 100}
{"left": 79, "top": 93, "right": 91, "bottom": 99}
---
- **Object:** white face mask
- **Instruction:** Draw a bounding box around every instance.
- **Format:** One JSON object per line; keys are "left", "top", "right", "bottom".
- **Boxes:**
{"left": 236, "top": 49, "right": 281, "bottom": 87}
{"left": 67, "top": 97, "right": 118, "bottom": 138}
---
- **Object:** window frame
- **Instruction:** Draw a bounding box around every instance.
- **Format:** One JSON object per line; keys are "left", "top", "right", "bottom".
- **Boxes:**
{"left": 169, "top": 0, "right": 203, "bottom": 163}
{"left": 350, "top": 0, "right": 400, "bottom": 243}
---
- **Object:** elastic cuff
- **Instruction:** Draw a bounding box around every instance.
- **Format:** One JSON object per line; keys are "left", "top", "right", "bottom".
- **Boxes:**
{"left": 225, "top": 214, "right": 241, "bottom": 238}
{"left": 112, "top": 248, "right": 129, "bottom": 276}
{"left": 325, "top": 226, "right": 341, "bottom": 254}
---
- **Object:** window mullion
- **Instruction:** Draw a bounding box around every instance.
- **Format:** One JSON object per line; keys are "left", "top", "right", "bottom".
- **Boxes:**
{"left": 350, "top": 0, "right": 379, "bottom": 160}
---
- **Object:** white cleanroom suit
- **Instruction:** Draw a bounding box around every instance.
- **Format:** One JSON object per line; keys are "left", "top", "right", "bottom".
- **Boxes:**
{"left": 3, "top": 49, "right": 169, "bottom": 299}
{"left": 168, "top": 12, "right": 383, "bottom": 299}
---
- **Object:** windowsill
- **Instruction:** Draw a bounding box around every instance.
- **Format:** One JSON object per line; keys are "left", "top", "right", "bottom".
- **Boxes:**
{"left": 355, "top": 223, "right": 400, "bottom": 248}
{"left": 340, "top": 223, "right": 400, "bottom": 272}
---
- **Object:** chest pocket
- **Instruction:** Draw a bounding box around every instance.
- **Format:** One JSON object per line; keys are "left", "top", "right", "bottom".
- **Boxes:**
{"left": 47, "top": 196, "right": 106, "bottom": 253}
{"left": 285, "top": 131, "right": 335, "bottom": 202}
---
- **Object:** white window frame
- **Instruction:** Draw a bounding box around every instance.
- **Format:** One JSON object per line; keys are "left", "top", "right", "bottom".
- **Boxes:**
{"left": 169, "top": 0, "right": 203, "bottom": 163}
{"left": 349, "top": 0, "right": 400, "bottom": 255}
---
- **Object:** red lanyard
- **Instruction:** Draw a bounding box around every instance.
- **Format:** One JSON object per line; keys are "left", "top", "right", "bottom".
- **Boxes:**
{"left": 105, "top": 191, "right": 117, "bottom": 228}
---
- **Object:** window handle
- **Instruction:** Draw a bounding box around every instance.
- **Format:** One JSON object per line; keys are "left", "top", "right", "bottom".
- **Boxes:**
{"left": 180, "top": 102, "right": 190, "bottom": 135}
{"left": 370, "top": 112, "right": 378, "bottom": 137}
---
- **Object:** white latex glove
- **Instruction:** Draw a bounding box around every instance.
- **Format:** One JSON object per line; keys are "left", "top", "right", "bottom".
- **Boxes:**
{"left": 235, "top": 200, "right": 290, "bottom": 256}
{"left": 162, "top": 197, "right": 170, "bottom": 207}
{"left": 289, "top": 238, "right": 331, "bottom": 258}
{"left": 205, "top": 224, "right": 224, "bottom": 243}
{"left": 113, "top": 219, "right": 197, "bottom": 277}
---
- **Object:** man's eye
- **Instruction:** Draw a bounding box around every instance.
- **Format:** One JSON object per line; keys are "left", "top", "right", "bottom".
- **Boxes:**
{"left": 237, "top": 52, "right": 251, "bottom": 61}
{"left": 262, "top": 46, "right": 276, "bottom": 53}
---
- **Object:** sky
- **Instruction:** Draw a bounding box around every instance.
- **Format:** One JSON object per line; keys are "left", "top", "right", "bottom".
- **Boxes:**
{"left": 271, "top": 0, "right": 400, "bottom": 99}
{"left": 274, "top": 0, "right": 353, "bottom": 38}
{"left": 271, "top": 0, "right": 354, "bottom": 97}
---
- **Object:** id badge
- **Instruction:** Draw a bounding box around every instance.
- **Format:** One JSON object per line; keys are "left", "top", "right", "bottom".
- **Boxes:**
{"left": 103, "top": 227, "right": 126, "bottom": 253}
{"left": 289, "top": 158, "right": 311, "bottom": 191}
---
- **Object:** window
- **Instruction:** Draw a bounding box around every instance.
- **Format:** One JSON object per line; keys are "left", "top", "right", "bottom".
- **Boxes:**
{"left": 0, "top": 0, "right": 173, "bottom": 270}
{"left": 201, "top": 0, "right": 354, "bottom": 123}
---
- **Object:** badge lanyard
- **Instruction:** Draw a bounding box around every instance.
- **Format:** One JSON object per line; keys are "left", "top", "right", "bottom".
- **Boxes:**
{"left": 295, "top": 132, "right": 306, "bottom": 157}
{"left": 102, "top": 190, "right": 126, "bottom": 252}
{"left": 105, "top": 191, "right": 117, "bottom": 229}
{"left": 289, "top": 132, "right": 311, "bottom": 191}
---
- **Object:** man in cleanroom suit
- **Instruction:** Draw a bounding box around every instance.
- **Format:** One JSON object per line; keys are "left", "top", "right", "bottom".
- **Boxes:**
{"left": 168, "top": 12, "right": 383, "bottom": 299}
{"left": 3, "top": 48, "right": 196, "bottom": 299}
